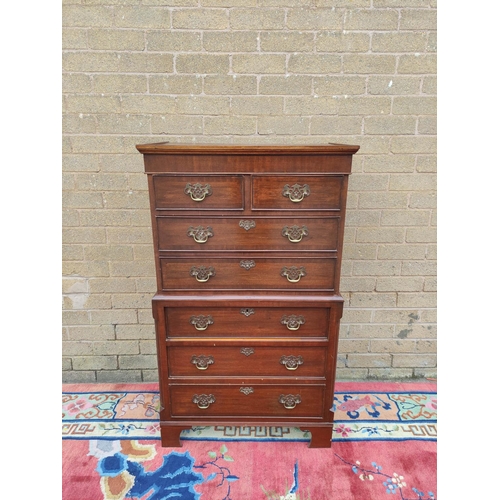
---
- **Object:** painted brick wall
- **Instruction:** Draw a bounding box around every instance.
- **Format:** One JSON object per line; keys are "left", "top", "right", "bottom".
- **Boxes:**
{"left": 62, "top": 0, "right": 437, "bottom": 383}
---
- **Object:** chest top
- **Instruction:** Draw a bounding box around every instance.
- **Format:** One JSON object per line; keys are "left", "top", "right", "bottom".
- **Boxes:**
{"left": 136, "top": 143, "right": 360, "bottom": 175}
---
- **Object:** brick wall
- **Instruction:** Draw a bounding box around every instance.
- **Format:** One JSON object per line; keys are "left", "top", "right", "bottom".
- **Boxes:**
{"left": 62, "top": 0, "right": 437, "bottom": 383}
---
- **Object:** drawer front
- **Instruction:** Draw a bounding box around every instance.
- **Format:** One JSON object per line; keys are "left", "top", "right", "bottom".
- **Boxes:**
{"left": 168, "top": 346, "right": 326, "bottom": 377}
{"left": 157, "top": 217, "right": 339, "bottom": 251}
{"left": 153, "top": 175, "right": 244, "bottom": 210}
{"left": 166, "top": 307, "right": 329, "bottom": 338}
{"left": 170, "top": 384, "right": 325, "bottom": 417}
{"left": 252, "top": 175, "right": 344, "bottom": 210}
{"left": 160, "top": 258, "right": 336, "bottom": 290}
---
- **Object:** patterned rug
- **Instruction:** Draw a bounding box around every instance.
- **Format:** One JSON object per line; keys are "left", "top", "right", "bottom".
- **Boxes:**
{"left": 62, "top": 381, "right": 437, "bottom": 499}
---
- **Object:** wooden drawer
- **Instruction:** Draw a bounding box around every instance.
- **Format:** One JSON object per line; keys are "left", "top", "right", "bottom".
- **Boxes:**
{"left": 252, "top": 175, "right": 344, "bottom": 210}
{"left": 156, "top": 216, "right": 339, "bottom": 251}
{"left": 169, "top": 383, "right": 325, "bottom": 417}
{"left": 152, "top": 175, "right": 244, "bottom": 210}
{"left": 160, "top": 257, "right": 336, "bottom": 291}
{"left": 165, "top": 306, "right": 329, "bottom": 338}
{"left": 168, "top": 345, "right": 327, "bottom": 377}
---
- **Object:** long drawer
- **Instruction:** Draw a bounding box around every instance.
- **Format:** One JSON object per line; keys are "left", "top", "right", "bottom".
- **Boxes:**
{"left": 156, "top": 216, "right": 339, "bottom": 251}
{"left": 169, "top": 383, "right": 325, "bottom": 417}
{"left": 159, "top": 257, "right": 337, "bottom": 291}
{"left": 167, "top": 345, "right": 327, "bottom": 377}
{"left": 165, "top": 306, "right": 330, "bottom": 338}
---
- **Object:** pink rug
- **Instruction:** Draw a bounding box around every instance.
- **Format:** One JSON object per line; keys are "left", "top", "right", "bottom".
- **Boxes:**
{"left": 62, "top": 381, "right": 437, "bottom": 499}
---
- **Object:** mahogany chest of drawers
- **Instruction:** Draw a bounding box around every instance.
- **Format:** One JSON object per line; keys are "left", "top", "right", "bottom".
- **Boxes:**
{"left": 136, "top": 143, "right": 359, "bottom": 448}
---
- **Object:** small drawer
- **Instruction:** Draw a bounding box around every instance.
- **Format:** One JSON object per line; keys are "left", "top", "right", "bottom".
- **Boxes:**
{"left": 166, "top": 306, "right": 329, "bottom": 338}
{"left": 156, "top": 216, "right": 339, "bottom": 251}
{"left": 152, "top": 175, "right": 244, "bottom": 210}
{"left": 252, "top": 175, "right": 344, "bottom": 210}
{"left": 160, "top": 257, "right": 337, "bottom": 291}
{"left": 168, "top": 345, "right": 327, "bottom": 377}
{"left": 169, "top": 384, "right": 325, "bottom": 417}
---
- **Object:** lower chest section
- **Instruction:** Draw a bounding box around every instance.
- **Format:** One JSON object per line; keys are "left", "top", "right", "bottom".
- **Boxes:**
{"left": 153, "top": 298, "right": 342, "bottom": 421}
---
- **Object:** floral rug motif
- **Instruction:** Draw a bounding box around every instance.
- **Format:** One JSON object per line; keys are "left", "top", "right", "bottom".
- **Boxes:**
{"left": 63, "top": 387, "right": 436, "bottom": 443}
{"left": 62, "top": 382, "right": 437, "bottom": 500}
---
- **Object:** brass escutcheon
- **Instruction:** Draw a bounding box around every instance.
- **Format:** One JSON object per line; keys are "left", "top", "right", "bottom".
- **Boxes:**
{"left": 239, "top": 220, "right": 256, "bottom": 231}
{"left": 240, "top": 387, "right": 254, "bottom": 395}
{"left": 240, "top": 347, "right": 254, "bottom": 356}
{"left": 240, "top": 260, "right": 256, "bottom": 271}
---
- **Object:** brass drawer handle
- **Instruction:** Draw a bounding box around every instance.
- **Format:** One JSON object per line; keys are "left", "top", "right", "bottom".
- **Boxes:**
{"left": 187, "top": 226, "right": 214, "bottom": 244}
{"left": 240, "top": 347, "right": 254, "bottom": 356}
{"left": 282, "top": 183, "right": 310, "bottom": 203}
{"left": 189, "top": 315, "right": 214, "bottom": 331}
{"left": 240, "top": 260, "right": 256, "bottom": 271}
{"left": 280, "top": 314, "right": 306, "bottom": 331}
{"left": 240, "top": 387, "right": 254, "bottom": 395}
{"left": 240, "top": 308, "right": 255, "bottom": 317}
{"left": 279, "top": 394, "right": 302, "bottom": 409}
{"left": 280, "top": 266, "right": 306, "bottom": 283}
{"left": 280, "top": 355, "right": 304, "bottom": 371}
{"left": 191, "top": 355, "right": 214, "bottom": 370}
{"left": 190, "top": 266, "right": 216, "bottom": 283}
{"left": 192, "top": 394, "right": 216, "bottom": 409}
{"left": 282, "top": 225, "right": 309, "bottom": 243}
{"left": 239, "top": 220, "right": 256, "bottom": 231}
{"left": 184, "top": 182, "right": 212, "bottom": 202}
